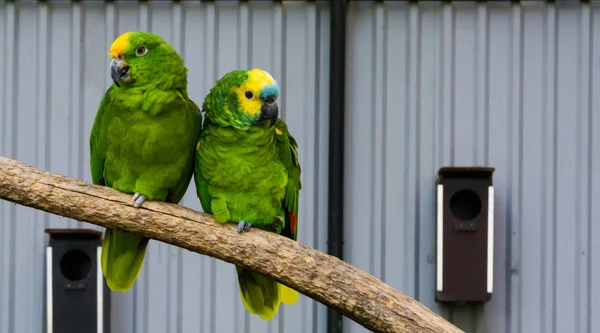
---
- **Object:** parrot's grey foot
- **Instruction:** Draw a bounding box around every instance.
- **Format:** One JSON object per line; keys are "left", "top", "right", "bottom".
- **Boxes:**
{"left": 132, "top": 193, "right": 146, "bottom": 208}
{"left": 236, "top": 221, "right": 252, "bottom": 233}
{"left": 266, "top": 216, "right": 284, "bottom": 232}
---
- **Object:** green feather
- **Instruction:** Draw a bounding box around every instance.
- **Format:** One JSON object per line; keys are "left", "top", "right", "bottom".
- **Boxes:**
{"left": 90, "top": 31, "right": 202, "bottom": 292}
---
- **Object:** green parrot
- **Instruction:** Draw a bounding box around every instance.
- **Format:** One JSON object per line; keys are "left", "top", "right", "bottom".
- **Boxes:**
{"left": 194, "top": 68, "right": 301, "bottom": 320}
{"left": 89, "top": 31, "right": 202, "bottom": 292}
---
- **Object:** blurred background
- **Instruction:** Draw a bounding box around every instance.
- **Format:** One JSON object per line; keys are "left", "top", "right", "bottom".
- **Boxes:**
{"left": 0, "top": 0, "right": 599, "bottom": 333}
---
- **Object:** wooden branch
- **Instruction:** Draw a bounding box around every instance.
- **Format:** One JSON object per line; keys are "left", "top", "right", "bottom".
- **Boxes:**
{"left": 0, "top": 156, "right": 463, "bottom": 333}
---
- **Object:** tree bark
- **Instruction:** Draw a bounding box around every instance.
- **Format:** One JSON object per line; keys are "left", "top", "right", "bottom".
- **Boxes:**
{"left": 0, "top": 156, "right": 463, "bottom": 333}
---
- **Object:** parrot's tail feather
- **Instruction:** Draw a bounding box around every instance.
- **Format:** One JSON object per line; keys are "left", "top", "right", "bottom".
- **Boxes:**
{"left": 101, "top": 228, "right": 149, "bottom": 292}
{"left": 236, "top": 265, "right": 284, "bottom": 321}
{"left": 279, "top": 283, "right": 299, "bottom": 305}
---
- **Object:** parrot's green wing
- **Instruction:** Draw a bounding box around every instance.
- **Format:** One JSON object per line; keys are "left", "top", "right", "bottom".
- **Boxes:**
{"left": 89, "top": 86, "right": 113, "bottom": 186}
{"left": 168, "top": 97, "right": 203, "bottom": 204}
{"left": 274, "top": 118, "right": 301, "bottom": 242}
{"left": 194, "top": 109, "right": 212, "bottom": 215}
{"left": 273, "top": 118, "right": 301, "bottom": 305}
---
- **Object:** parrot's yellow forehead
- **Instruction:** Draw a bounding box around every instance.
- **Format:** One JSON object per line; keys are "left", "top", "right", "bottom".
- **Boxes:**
{"left": 245, "top": 69, "right": 277, "bottom": 89}
{"left": 109, "top": 32, "right": 131, "bottom": 58}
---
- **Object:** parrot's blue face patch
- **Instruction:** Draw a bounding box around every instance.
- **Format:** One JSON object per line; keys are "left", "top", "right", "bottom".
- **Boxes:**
{"left": 260, "top": 85, "right": 280, "bottom": 100}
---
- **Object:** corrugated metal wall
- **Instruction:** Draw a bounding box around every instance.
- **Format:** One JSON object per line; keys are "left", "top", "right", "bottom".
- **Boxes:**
{"left": 1, "top": 1, "right": 599, "bottom": 333}
{"left": 344, "top": 1, "right": 600, "bottom": 333}
{"left": 0, "top": 1, "right": 330, "bottom": 333}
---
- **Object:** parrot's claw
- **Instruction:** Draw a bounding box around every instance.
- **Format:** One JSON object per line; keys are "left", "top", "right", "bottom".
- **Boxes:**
{"left": 266, "top": 216, "right": 284, "bottom": 232}
{"left": 133, "top": 193, "right": 146, "bottom": 208}
{"left": 236, "top": 221, "right": 252, "bottom": 233}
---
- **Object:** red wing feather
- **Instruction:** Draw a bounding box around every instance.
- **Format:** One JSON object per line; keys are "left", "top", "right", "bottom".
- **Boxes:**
{"left": 287, "top": 211, "right": 297, "bottom": 240}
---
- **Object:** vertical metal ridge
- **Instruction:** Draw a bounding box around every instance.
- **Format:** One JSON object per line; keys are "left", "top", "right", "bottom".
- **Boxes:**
{"left": 555, "top": 4, "right": 583, "bottom": 331}
{"left": 507, "top": 4, "right": 523, "bottom": 333}
{"left": 379, "top": 1, "right": 388, "bottom": 284}
{"left": 473, "top": 5, "right": 490, "bottom": 328}
{"left": 0, "top": 3, "right": 16, "bottom": 333}
{"left": 434, "top": 4, "right": 452, "bottom": 320}
{"left": 36, "top": 2, "right": 49, "bottom": 173}
{"left": 139, "top": 1, "right": 149, "bottom": 31}
{"left": 575, "top": 4, "right": 585, "bottom": 327}
{"left": 483, "top": 6, "right": 491, "bottom": 167}
{"left": 476, "top": 4, "right": 489, "bottom": 165}
{"left": 70, "top": 2, "right": 82, "bottom": 228}
{"left": 33, "top": 3, "right": 49, "bottom": 332}
{"left": 440, "top": 4, "right": 453, "bottom": 165}
{"left": 277, "top": 3, "right": 286, "bottom": 120}
{"left": 301, "top": 4, "right": 319, "bottom": 332}
{"left": 577, "top": 5, "right": 592, "bottom": 333}
{"left": 237, "top": 2, "right": 248, "bottom": 70}
{"left": 370, "top": 1, "right": 381, "bottom": 279}
{"left": 402, "top": 2, "right": 415, "bottom": 297}
{"left": 589, "top": 7, "right": 600, "bottom": 333}
{"left": 396, "top": 0, "right": 411, "bottom": 297}
{"left": 6, "top": 2, "right": 18, "bottom": 332}
{"left": 408, "top": 3, "right": 420, "bottom": 300}
{"left": 550, "top": 4, "right": 559, "bottom": 333}
{"left": 448, "top": 4, "right": 456, "bottom": 165}
{"left": 247, "top": 2, "right": 254, "bottom": 68}
{"left": 368, "top": 3, "right": 376, "bottom": 279}
{"left": 516, "top": 5, "right": 525, "bottom": 332}
{"left": 541, "top": 5, "right": 556, "bottom": 333}
{"left": 521, "top": 5, "right": 544, "bottom": 331}
{"left": 77, "top": 2, "right": 86, "bottom": 195}
{"left": 33, "top": 1, "right": 48, "bottom": 260}
{"left": 314, "top": 3, "right": 330, "bottom": 332}
{"left": 540, "top": 7, "right": 549, "bottom": 332}
{"left": 310, "top": 3, "right": 321, "bottom": 332}
{"left": 586, "top": 6, "right": 595, "bottom": 333}
{"left": 311, "top": 1, "right": 323, "bottom": 257}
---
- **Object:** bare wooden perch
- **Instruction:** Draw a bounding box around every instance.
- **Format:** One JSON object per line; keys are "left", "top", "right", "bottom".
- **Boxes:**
{"left": 0, "top": 156, "right": 463, "bottom": 333}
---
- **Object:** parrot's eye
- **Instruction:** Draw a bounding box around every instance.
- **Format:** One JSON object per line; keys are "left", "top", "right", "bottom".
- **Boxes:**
{"left": 135, "top": 46, "right": 148, "bottom": 57}
{"left": 244, "top": 91, "right": 254, "bottom": 100}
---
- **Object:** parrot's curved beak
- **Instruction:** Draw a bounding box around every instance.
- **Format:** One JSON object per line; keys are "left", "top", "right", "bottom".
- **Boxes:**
{"left": 110, "top": 57, "right": 131, "bottom": 88}
{"left": 259, "top": 95, "right": 279, "bottom": 127}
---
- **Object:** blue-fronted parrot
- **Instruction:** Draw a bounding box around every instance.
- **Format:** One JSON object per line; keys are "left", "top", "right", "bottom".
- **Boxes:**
{"left": 194, "top": 68, "right": 301, "bottom": 320}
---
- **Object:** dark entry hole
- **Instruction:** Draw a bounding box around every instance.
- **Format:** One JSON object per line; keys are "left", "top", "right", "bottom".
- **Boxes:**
{"left": 59, "top": 249, "right": 91, "bottom": 281}
{"left": 449, "top": 189, "right": 482, "bottom": 221}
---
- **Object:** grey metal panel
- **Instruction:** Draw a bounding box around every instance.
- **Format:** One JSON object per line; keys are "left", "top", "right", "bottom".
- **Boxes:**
{"left": 2, "top": 0, "right": 600, "bottom": 333}
{"left": 0, "top": 1, "right": 329, "bottom": 333}
{"left": 345, "top": 1, "right": 600, "bottom": 333}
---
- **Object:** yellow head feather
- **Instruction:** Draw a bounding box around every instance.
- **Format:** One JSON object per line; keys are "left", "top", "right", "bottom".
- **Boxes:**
{"left": 109, "top": 32, "right": 131, "bottom": 58}
{"left": 234, "top": 69, "right": 278, "bottom": 118}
